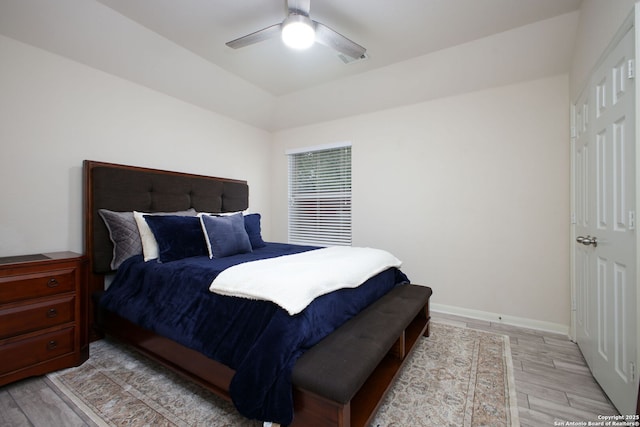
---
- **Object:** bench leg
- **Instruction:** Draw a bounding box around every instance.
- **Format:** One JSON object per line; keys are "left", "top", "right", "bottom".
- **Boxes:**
{"left": 423, "top": 302, "right": 431, "bottom": 337}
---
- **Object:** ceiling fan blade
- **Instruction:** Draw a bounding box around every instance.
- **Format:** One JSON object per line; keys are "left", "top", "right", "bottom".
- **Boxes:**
{"left": 226, "top": 23, "right": 281, "bottom": 49}
{"left": 287, "top": 0, "right": 311, "bottom": 16}
{"left": 313, "top": 21, "right": 366, "bottom": 60}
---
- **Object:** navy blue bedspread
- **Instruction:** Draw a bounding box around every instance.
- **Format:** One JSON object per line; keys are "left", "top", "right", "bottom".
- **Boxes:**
{"left": 99, "top": 242, "right": 408, "bottom": 425}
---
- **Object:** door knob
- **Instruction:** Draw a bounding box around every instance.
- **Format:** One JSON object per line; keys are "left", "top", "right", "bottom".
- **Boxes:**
{"left": 576, "top": 235, "right": 598, "bottom": 247}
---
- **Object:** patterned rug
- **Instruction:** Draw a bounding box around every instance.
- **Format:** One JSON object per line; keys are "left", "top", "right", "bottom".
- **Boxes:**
{"left": 47, "top": 322, "right": 519, "bottom": 427}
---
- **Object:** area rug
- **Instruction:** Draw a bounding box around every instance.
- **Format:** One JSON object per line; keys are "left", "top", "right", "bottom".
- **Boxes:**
{"left": 47, "top": 322, "right": 519, "bottom": 427}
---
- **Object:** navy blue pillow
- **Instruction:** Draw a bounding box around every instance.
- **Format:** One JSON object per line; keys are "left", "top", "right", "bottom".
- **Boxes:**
{"left": 200, "top": 213, "right": 253, "bottom": 258}
{"left": 244, "top": 213, "right": 266, "bottom": 249}
{"left": 143, "top": 215, "right": 208, "bottom": 262}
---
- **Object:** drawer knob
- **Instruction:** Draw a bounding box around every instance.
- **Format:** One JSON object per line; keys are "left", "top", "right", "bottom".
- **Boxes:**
{"left": 47, "top": 278, "right": 59, "bottom": 288}
{"left": 46, "top": 308, "right": 58, "bottom": 318}
{"left": 47, "top": 340, "right": 58, "bottom": 350}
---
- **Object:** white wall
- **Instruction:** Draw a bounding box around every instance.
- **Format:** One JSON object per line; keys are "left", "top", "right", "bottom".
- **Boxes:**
{"left": 0, "top": 35, "right": 272, "bottom": 257}
{"left": 272, "top": 75, "right": 571, "bottom": 331}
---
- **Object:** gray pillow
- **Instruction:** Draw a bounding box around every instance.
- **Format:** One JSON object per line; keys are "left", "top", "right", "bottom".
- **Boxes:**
{"left": 200, "top": 213, "right": 252, "bottom": 258}
{"left": 98, "top": 210, "right": 142, "bottom": 269}
{"left": 99, "top": 208, "right": 197, "bottom": 268}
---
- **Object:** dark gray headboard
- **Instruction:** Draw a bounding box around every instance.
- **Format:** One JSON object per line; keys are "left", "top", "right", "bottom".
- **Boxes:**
{"left": 83, "top": 160, "right": 249, "bottom": 276}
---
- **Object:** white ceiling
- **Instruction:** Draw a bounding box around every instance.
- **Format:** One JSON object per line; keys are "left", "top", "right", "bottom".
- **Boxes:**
{"left": 95, "top": 0, "right": 582, "bottom": 96}
{"left": 0, "top": 0, "right": 582, "bottom": 130}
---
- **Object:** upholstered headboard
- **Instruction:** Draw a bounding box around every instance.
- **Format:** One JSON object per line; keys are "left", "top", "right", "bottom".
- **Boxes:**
{"left": 83, "top": 160, "right": 249, "bottom": 276}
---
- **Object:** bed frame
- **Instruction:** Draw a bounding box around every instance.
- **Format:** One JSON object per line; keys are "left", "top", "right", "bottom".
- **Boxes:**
{"left": 84, "top": 160, "right": 431, "bottom": 427}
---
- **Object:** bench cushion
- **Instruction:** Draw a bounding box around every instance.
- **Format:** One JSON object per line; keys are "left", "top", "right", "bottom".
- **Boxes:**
{"left": 292, "top": 284, "right": 432, "bottom": 404}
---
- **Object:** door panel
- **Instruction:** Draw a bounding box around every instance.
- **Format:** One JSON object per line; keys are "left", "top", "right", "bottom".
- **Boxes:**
{"left": 573, "top": 27, "right": 637, "bottom": 415}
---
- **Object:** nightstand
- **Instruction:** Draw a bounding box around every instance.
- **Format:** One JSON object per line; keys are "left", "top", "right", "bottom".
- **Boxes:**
{"left": 0, "top": 252, "right": 89, "bottom": 386}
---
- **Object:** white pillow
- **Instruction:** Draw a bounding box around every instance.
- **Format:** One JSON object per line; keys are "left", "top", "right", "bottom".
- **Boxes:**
{"left": 134, "top": 209, "right": 196, "bottom": 261}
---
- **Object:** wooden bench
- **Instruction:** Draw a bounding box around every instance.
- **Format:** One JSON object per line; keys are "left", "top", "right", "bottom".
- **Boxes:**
{"left": 290, "top": 284, "right": 432, "bottom": 427}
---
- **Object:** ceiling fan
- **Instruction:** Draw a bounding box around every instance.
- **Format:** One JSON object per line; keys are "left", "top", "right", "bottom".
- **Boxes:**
{"left": 225, "top": 0, "right": 367, "bottom": 61}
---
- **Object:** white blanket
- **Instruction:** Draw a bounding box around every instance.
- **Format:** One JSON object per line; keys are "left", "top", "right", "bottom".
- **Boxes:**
{"left": 209, "top": 246, "right": 402, "bottom": 315}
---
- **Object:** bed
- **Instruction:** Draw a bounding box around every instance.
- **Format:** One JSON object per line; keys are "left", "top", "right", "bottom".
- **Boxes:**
{"left": 84, "top": 160, "right": 432, "bottom": 427}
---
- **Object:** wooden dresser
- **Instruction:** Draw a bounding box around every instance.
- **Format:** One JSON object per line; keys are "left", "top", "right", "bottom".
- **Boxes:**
{"left": 0, "top": 252, "right": 89, "bottom": 386}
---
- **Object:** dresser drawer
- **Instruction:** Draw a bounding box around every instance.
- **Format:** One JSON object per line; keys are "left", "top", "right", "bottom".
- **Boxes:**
{"left": 0, "top": 327, "right": 75, "bottom": 375}
{"left": 0, "top": 296, "right": 75, "bottom": 339}
{"left": 0, "top": 268, "right": 75, "bottom": 303}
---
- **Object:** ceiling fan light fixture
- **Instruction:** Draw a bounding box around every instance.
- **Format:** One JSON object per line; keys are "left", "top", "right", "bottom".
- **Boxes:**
{"left": 281, "top": 14, "right": 315, "bottom": 50}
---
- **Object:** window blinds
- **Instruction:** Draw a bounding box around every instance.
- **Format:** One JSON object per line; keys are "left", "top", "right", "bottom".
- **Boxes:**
{"left": 288, "top": 144, "right": 352, "bottom": 246}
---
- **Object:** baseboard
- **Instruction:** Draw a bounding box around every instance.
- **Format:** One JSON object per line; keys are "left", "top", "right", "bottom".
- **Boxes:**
{"left": 431, "top": 303, "right": 570, "bottom": 337}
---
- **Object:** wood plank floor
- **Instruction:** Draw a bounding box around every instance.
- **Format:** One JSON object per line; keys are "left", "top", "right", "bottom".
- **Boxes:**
{"left": 0, "top": 312, "right": 618, "bottom": 426}
{"left": 432, "top": 312, "right": 619, "bottom": 426}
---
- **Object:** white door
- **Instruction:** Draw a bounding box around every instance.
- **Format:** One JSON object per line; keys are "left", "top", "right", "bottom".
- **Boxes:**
{"left": 573, "top": 27, "right": 637, "bottom": 415}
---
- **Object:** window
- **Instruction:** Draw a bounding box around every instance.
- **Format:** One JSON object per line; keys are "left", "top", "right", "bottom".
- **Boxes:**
{"left": 287, "top": 143, "right": 352, "bottom": 246}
